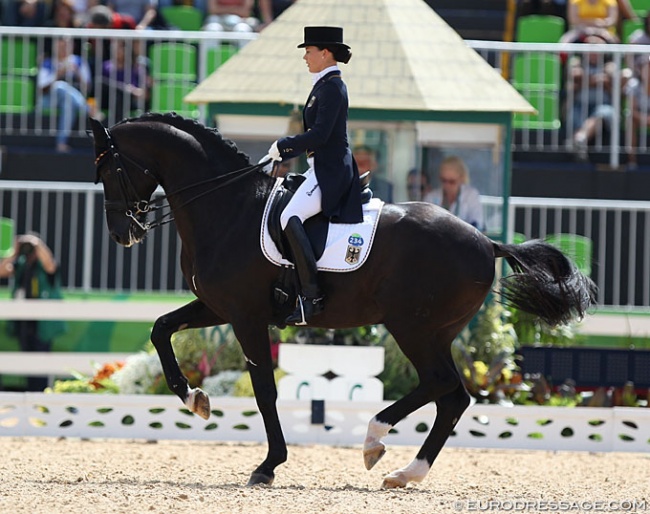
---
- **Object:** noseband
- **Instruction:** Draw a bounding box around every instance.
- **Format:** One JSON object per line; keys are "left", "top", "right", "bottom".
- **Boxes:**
{"left": 94, "top": 127, "right": 271, "bottom": 233}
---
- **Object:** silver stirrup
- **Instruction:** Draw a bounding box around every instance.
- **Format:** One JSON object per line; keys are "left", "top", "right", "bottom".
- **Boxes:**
{"left": 294, "top": 296, "right": 307, "bottom": 326}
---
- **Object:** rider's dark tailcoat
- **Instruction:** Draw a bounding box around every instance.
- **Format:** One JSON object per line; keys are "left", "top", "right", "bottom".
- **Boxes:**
{"left": 276, "top": 70, "right": 363, "bottom": 223}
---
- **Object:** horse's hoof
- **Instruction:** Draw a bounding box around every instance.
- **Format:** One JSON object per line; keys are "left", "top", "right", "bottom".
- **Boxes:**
{"left": 247, "top": 472, "right": 274, "bottom": 487}
{"left": 363, "top": 442, "right": 386, "bottom": 470}
{"left": 381, "top": 474, "right": 408, "bottom": 489}
{"left": 186, "top": 388, "right": 210, "bottom": 420}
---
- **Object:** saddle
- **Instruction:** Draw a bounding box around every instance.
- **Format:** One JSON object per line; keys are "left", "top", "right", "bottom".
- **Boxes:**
{"left": 267, "top": 171, "right": 374, "bottom": 326}
{"left": 267, "top": 171, "right": 373, "bottom": 261}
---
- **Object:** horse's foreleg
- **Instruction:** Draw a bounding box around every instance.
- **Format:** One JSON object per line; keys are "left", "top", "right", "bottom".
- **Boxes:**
{"left": 233, "top": 323, "right": 287, "bottom": 487}
{"left": 150, "top": 299, "right": 225, "bottom": 419}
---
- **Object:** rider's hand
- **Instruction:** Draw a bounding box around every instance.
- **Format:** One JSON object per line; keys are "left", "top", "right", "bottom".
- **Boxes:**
{"left": 267, "top": 141, "right": 282, "bottom": 162}
{"left": 258, "top": 154, "right": 274, "bottom": 175}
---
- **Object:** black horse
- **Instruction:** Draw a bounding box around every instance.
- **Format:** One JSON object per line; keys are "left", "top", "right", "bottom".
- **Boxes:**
{"left": 89, "top": 113, "right": 596, "bottom": 489}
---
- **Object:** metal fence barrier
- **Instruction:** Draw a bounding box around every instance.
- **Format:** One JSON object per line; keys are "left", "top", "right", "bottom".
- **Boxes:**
{"left": 2, "top": 180, "right": 650, "bottom": 309}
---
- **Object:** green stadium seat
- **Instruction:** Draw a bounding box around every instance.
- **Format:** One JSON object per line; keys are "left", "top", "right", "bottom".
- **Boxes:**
{"left": 623, "top": 19, "right": 644, "bottom": 42}
{"left": 205, "top": 43, "right": 239, "bottom": 74}
{"left": 151, "top": 81, "right": 200, "bottom": 119}
{"left": 0, "top": 37, "right": 37, "bottom": 76}
{"left": 516, "top": 15, "right": 565, "bottom": 43}
{"left": 513, "top": 89, "right": 561, "bottom": 130}
{"left": 161, "top": 5, "right": 204, "bottom": 31}
{"left": 0, "top": 77, "right": 35, "bottom": 114}
{"left": 512, "top": 53, "right": 562, "bottom": 90}
{"left": 630, "top": 0, "right": 650, "bottom": 16}
{"left": 149, "top": 42, "right": 197, "bottom": 81}
{"left": 546, "top": 234, "right": 593, "bottom": 275}
{"left": 0, "top": 218, "right": 15, "bottom": 258}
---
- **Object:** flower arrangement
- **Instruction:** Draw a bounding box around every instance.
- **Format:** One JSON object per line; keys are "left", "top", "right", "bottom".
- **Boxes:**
{"left": 48, "top": 327, "right": 256, "bottom": 396}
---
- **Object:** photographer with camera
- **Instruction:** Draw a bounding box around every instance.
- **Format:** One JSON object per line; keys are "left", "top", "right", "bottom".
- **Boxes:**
{"left": 0, "top": 233, "right": 65, "bottom": 391}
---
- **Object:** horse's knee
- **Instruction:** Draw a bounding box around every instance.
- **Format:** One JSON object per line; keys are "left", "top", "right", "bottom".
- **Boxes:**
{"left": 151, "top": 315, "right": 173, "bottom": 345}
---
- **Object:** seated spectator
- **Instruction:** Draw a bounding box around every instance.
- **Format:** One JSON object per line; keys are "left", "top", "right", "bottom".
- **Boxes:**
{"left": 44, "top": 0, "right": 79, "bottom": 28}
{"left": 203, "top": 0, "right": 260, "bottom": 32}
{"left": 628, "top": 11, "right": 650, "bottom": 74}
{"left": 406, "top": 168, "right": 432, "bottom": 202}
{"left": 37, "top": 36, "right": 92, "bottom": 153}
{"left": 626, "top": 56, "right": 650, "bottom": 168}
{"left": 565, "top": 31, "right": 619, "bottom": 160}
{"left": 85, "top": 3, "right": 136, "bottom": 29}
{"left": 100, "top": 39, "right": 151, "bottom": 123}
{"left": 567, "top": 0, "right": 618, "bottom": 36}
{"left": 43, "top": 0, "right": 82, "bottom": 56}
{"left": 423, "top": 156, "right": 485, "bottom": 230}
{"left": 107, "top": 0, "right": 167, "bottom": 29}
{"left": 3, "top": 0, "right": 51, "bottom": 26}
{"left": 353, "top": 145, "right": 394, "bottom": 203}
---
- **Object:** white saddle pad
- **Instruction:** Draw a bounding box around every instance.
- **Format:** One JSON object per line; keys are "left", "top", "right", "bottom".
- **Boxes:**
{"left": 260, "top": 178, "right": 385, "bottom": 272}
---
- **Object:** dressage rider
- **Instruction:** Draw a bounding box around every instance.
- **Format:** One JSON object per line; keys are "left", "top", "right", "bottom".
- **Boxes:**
{"left": 264, "top": 26, "right": 363, "bottom": 325}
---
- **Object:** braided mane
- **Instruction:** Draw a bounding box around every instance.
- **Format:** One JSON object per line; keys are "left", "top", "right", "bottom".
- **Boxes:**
{"left": 116, "top": 112, "right": 251, "bottom": 164}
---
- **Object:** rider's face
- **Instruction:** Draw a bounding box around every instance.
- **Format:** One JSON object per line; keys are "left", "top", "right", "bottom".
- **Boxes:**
{"left": 303, "top": 46, "right": 329, "bottom": 73}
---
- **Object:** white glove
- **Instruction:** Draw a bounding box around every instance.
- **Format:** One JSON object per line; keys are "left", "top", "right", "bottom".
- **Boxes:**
{"left": 258, "top": 154, "right": 274, "bottom": 175}
{"left": 268, "top": 140, "right": 282, "bottom": 162}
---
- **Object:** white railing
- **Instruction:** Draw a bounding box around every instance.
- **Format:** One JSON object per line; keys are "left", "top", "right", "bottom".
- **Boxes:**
{"left": 3, "top": 27, "right": 650, "bottom": 165}
{"left": 2, "top": 180, "right": 650, "bottom": 308}
{"left": 508, "top": 196, "right": 650, "bottom": 308}
{"left": 1, "top": 393, "right": 648, "bottom": 452}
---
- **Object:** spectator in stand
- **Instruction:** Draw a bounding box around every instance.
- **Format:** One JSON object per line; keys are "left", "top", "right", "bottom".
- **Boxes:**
{"left": 406, "top": 168, "right": 432, "bottom": 202}
{"left": 85, "top": 3, "right": 136, "bottom": 29}
{"left": 84, "top": 5, "right": 137, "bottom": 97}
{"left": 37, "top": 36, "right": 92, "bottom": 153}
{"left": 353, "top": 145, "right": 394, "bottom": 203}
{"left": 100, "top": 38, "right": 151, "bottom": 123}
{"left": 565, "top": 31, "right": 619, "bottom": 161}
{"left": 203, "top": 0, "right": 263, "bottom": 32}
{"left": 3, "top": 0, "right": 51, "bottom": 26}
{"left": 424, "top": 156, "right": 484, "bottom": 231}
{"left": 43, "top": 0, "right": 82, "bottom": 56}
{"left": 107, "top": 0, "right": 167, "bottom": 29}
{"left": 567, "top": 0, "right": 619, "bottom": 37}
{"left": 628, "top": 11, "right": 650, "bottom": 74}
{"left": 626, "top": 56, "right": 650, "bottom": 168}
{"left": 44, "top": 0, "right": 80, "bottom": 28}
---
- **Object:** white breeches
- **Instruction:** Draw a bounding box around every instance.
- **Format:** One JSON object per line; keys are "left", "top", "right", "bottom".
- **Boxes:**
{"left": 280, "top": 165, "right": 323, "bottom": 230}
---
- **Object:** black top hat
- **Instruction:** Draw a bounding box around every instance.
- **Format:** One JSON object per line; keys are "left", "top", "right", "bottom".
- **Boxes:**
{"left": 297, "top": 26, "right": 350, "bottom": 50}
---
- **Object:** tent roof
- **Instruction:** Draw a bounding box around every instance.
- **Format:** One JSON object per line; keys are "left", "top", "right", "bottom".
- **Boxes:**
{"left": 186, "top": 0, "right": 534, "bottom": 114}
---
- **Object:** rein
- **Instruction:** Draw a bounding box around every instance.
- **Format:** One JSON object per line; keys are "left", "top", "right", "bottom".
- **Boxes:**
{"left": 95, "top": 128, "right": 271, "bottom": 232}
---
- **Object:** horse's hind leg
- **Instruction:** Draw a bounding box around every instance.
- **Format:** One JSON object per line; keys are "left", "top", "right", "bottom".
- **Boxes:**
{"left": 363, "top": 325, "right": 470, "bottom": 488}
{"left": 150, "top": 299, "right": 226, "bottom": 420}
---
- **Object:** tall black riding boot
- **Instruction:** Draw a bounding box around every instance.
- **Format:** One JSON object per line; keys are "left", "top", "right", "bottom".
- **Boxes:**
{"left": 284, "top": 216, "right": 324, "bottom": 325}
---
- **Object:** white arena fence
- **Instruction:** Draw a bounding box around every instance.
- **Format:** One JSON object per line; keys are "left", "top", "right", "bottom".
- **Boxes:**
{"left": 3, "top": 180, "right": 650, "bottom": 309}
{"left": 0, "top": 393, "right": 649, "bottom": 453}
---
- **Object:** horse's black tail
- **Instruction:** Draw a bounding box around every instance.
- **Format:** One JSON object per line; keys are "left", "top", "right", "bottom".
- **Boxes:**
{"left": 493, "top": 239, "right": 597, "bottom": 326}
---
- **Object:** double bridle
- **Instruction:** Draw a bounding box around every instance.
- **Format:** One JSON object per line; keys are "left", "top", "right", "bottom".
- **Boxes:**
{"left": 94, "top": 127, "right": 271, "bottom": 233}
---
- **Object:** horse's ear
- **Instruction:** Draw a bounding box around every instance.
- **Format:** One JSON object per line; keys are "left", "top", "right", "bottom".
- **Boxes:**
{"left": 89, "top": 117, "right": 109, "bottom": 147}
